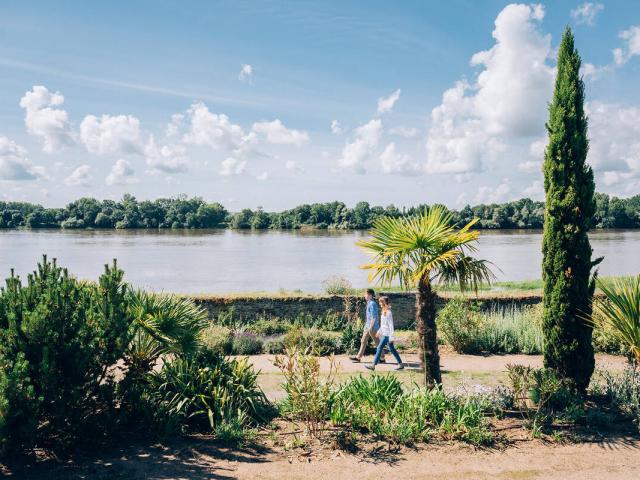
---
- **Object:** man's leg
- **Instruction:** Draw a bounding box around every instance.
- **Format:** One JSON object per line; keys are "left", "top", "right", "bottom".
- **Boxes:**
{"left": 354, "top": 329, "right": 370, "bottom": 360}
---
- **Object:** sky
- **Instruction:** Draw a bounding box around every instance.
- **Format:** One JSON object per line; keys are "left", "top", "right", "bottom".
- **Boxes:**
{"left": 1, "top": 0, "right": 639, "bottom": 210}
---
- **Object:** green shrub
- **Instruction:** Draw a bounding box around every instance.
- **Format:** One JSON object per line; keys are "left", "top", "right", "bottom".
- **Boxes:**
{"left": 200, "top": 325, "right": 233, "bottom": 355}
{"left": 330, "top": 375, "right": 493, "bottom": 446}
{"left": 284, "top": 327, "right": 341, "bottom": 356}
{"left": 247, "top": 317, "right": 292, "bottom": 336}
{"left": 339, "top": 319, "right": 364, "bottom": 355}
{"left": 0, "top": 256, "right": 132, "bottom": 455}
{"left": 437, "top": 298, "right": 484, "bottom": 353}
{"left": 231, "top": 332, "right": 264, "bottom": 355}
{"left": 322, "top": 276, "right": 355, "bottom": 295}
{"left": 475, "top": 304, "right": 544, "bottom": 354}
{"left": 591, "top": 366, "right": 640, "bottom": 432}
{"left": 263, "top": 336, "right": 285, "bottom": 354}
{"left": 142, "top": 351, "right": 268, "bottom": 435}
{"left": 215, "top": 413, "right": 255, "bottom": 447}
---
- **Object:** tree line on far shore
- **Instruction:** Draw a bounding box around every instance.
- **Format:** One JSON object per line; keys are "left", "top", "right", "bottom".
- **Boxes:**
{"left": 1, "top": 191, "right": 639, "bottom": 230}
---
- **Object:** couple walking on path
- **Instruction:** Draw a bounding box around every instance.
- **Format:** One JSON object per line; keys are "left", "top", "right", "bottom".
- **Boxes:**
{"left": 349, "top": 289, "right": 404, "bottom": 371}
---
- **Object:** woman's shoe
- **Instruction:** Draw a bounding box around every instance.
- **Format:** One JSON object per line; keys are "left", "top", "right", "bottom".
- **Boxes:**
{"left": 395, "top": 364, "right": 405, "bottom": 371}
{"left": 365, "top": 364, "right": 375, "bottom": 371}
{"left": 349, "top": 356, "right": 361, "bottom": 362}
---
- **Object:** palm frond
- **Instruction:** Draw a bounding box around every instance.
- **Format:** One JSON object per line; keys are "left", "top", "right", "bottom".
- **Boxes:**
{"left": 591, "top": 275, "right": 640, "bottom": 362}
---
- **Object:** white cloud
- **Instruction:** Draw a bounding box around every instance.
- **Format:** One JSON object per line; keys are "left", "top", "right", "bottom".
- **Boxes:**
{"left": 474, "top": 178, "right": 512, "bottom": 204}
{"left": 587, "top": 101, "right": 640, "bottom": 185}
{"left": 571, "top": 3, "right": 604, "bottom": 26}
{"left": 377, "top": 89, "right": 401, "bottom": 114}
{"left": 80, "top": 114, "right": 143, "bottom": 155}
{"left": 256, "top": 171, "right": 269, "bottom": 181}
{"left": 389, "top": 126, "right": 419, "bottom": 138}
{"left": 614, "top": 25, "right": 640, "bottom": 66}
{"left": 19, "top": 85, "right": 75, "bottom": 153}
{"left": 0, "top": 136, "right": 45, "bottom": 181}
{"left": 238, "top": 64, "right": 253, "bottom": 83}
{"left": 220, "top": 156, "right": 246, "bottom": 176}
{"left": 105, "top": 158, "right": 136, "bottom": 185}
{"left": 65, "top": 165, "right": 92, "bottom": 187}
{"left": 523, "top": 180, "right": 543, "bottom": 199}
{"left": 518, "top": 138, "right": 546, "bottom": 172}
{"left": 338, "top": 119, "right": 382, "bottom": 171}
{"left": 144, "top": 135, "right": 189, "bottom": 173}
{"left": 425, "top": 4, "right": 553, "bottom": 175}
{"left": 166, "top": 113, "right": 184, "bottom": 137}
{"left": 379, "top": 142, "right": 419, "bottom": 174}
{"left": 330, "top": 120, "right": 344, "bottom": 135}
{"left": 181, "top": 102, "right": 251, "bottom": 152}
{"left": 252, "top": 119, "right": 309, "bottom": 146}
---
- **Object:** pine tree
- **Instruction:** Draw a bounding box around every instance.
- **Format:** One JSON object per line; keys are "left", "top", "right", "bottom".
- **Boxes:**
{"left": 542, "top": 27, "right": 600, "bottom": 392}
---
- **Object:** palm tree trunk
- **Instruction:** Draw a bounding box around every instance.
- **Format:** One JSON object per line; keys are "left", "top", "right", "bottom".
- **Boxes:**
{"left": 416, "top": 277, "right": 441, "bottom": 387}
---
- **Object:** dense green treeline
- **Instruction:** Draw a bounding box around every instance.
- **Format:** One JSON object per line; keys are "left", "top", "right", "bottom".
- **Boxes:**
{"left": 0, "top": 192, "right": 639, "bottom": 230}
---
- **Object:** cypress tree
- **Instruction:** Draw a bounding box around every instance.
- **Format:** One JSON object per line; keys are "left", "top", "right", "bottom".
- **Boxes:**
{"left": 542, "top": 27, "right": 601, "bottom": 392}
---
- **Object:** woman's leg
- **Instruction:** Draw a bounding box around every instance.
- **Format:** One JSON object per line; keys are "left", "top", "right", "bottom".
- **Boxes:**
{"left": 387, "top": 341, "right": 403, "bottom": 365}
{"left": 372, "top": 336, "right": 389, "bottom": 366}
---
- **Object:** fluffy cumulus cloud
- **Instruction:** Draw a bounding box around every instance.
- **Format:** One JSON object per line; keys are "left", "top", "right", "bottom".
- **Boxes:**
{"left": 425, "top": 4, "right": 553, "bottom": 174}
{"left": 0, "top": 136, "right": 45, "bottom": 180}
{"left": 64, "top": 165, "right": 92, "bottom": 187}
{"left": 474, "top": 178, "right": 512, "bottom": 204}
{"left": 330, "top": 120, "right": 344, "bottom": 135}
{"left": 379, "top": 143, "right": 419, "bottom": 174}
{"left": 180, "top": 102, "right": 251, "bottom": 152}
{"left": 105, "top": 158, "right": 135, "bottom": 185}
{"left": 144, "top": 135, "right": 189, "bottom": 173}
{"left": 252, "top": 119, "right": 309, "bottom": 146}
{"left": 584, "top": 24, "right": 640, "bottom": 79}
{"left": 338, "top": 119, "right": 382, "bottom": 172}
{"left": 377, "top": 89, "right": 401, "bottom": 114}
{"left": 238, "top": 64, "right": 253, "bottom": 83}
{"left": 570, "top": 3, "right": 604, "bottom": 26}
{"left": 220, "top": 156, "right": 247, "bottom": 176}
{"left": 587, "top": 101, "right": 640, "bottom": 191}
{"left": 80, "top": 114, "right": 144, "bottom": 155}
{"left": 19, "top": 86, "right": 75, "bottom": 153}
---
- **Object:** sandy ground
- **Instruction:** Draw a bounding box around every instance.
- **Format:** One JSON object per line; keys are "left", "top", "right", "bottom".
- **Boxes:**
{"left": 8, "top": 436, "right": 640, "bottom": 480}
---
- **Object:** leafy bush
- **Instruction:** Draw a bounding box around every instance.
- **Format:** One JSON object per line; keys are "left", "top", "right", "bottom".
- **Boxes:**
{"left": 215, "top": 413, "right": 255, "bottom": 447}
{"left": 283, "top": 327, "right": 341, "bottom": 356}
{"left": 339, "top": 319, "right": 364, "bottom": 355}
{"left": 231, "top": 331, "right": 264, "bottom": 355}
{"left": 246, "top": 317, "right": 292, "bottom": 336}
{"left": 437, "top": 298, "right": 484, "bottom": 353}
{"left": 263, "top": 336, "right": 285, "bottom": 354}
{"left": 474, "top": 304, "right": 544, "bottom": 354}
{"left": 322, "top": 276, "right": 355, "bottom": 295}
{"left": 142, "top": 351, "right": 268, "bottom": 435}
{"left": 274, "top": 348, "right": 337, "bottom": 438}
{"left": 330, "top": 375, "right": 493, "bottom": 445}
{"left": 200, "top": 325, "right": 233, "bottom": 355}
{"left": 591, "top": 366, "right": 640, "bottom": 432}
{"left": 0, "top": 257, "right": 132, "bottom": 455}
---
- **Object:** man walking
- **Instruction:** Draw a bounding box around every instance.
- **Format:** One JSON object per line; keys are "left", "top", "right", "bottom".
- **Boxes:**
{"left": 350, "top": 288, "right": 385, "bottom": 363}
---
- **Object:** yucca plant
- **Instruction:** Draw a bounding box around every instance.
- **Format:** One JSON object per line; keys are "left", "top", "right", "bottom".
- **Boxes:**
{"left": 591, "top": 276, "right": 640, "bottom": 363}
{"left": 357, "top": 206, "right": 494, "bottom": 387}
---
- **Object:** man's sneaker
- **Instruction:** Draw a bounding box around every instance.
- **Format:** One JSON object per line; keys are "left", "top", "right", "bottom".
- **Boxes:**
{"left": 349, "top": 356, "right": 361, "bottom": 362}
{"left": 365, "top": 364, "right": 375, "bottom": 371}
{"left": 395, "top": 364, "right": 405, "bottom": 371}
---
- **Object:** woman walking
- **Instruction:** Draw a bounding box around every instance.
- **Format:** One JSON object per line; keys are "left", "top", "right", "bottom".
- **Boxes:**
{"left": 365, "top": 296, "right": 404, "bottom": 371}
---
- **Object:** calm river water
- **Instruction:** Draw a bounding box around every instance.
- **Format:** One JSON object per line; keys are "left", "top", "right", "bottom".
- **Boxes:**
{"left": 1, "top": 229, "right": 639, "bottom": 293}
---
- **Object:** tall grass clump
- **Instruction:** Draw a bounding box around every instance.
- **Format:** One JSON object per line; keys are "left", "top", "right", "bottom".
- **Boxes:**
{"left": 330, "top": 375, "right": 494, "bottom": 446}
{"left": 475, "top": 304, "right": 544, "bottom": 354}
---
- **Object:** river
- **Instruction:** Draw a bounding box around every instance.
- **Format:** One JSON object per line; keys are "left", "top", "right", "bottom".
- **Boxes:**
{"left": 1, "top": 229, "right": 638, "bottom": 293}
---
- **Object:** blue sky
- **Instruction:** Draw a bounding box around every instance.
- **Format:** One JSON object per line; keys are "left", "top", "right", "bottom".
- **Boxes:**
{"left": 1, "top": 1, "right": 639, "bottom": 210}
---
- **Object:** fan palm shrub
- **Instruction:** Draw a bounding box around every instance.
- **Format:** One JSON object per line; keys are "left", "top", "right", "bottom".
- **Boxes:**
{"left": 357, "top": 206, "right": 493, "bottom": 387}
{"left": 591, "top": 275, "right": 640, "bottom": 363}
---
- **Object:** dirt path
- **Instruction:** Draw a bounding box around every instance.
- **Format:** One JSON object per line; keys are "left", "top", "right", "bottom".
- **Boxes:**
{"left": 11, "top": 436, "right": 640, "bottom": 480}
{"left": 246, "top": 352, "right": 628, "bottom": 374}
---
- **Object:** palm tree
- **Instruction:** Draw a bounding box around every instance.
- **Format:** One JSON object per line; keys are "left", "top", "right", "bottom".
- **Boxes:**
{"left": 357, "top": 206, "right": 494, "bottom": 387}
{"left": 591, "top": 275, "right": 640, "bottom": 363}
